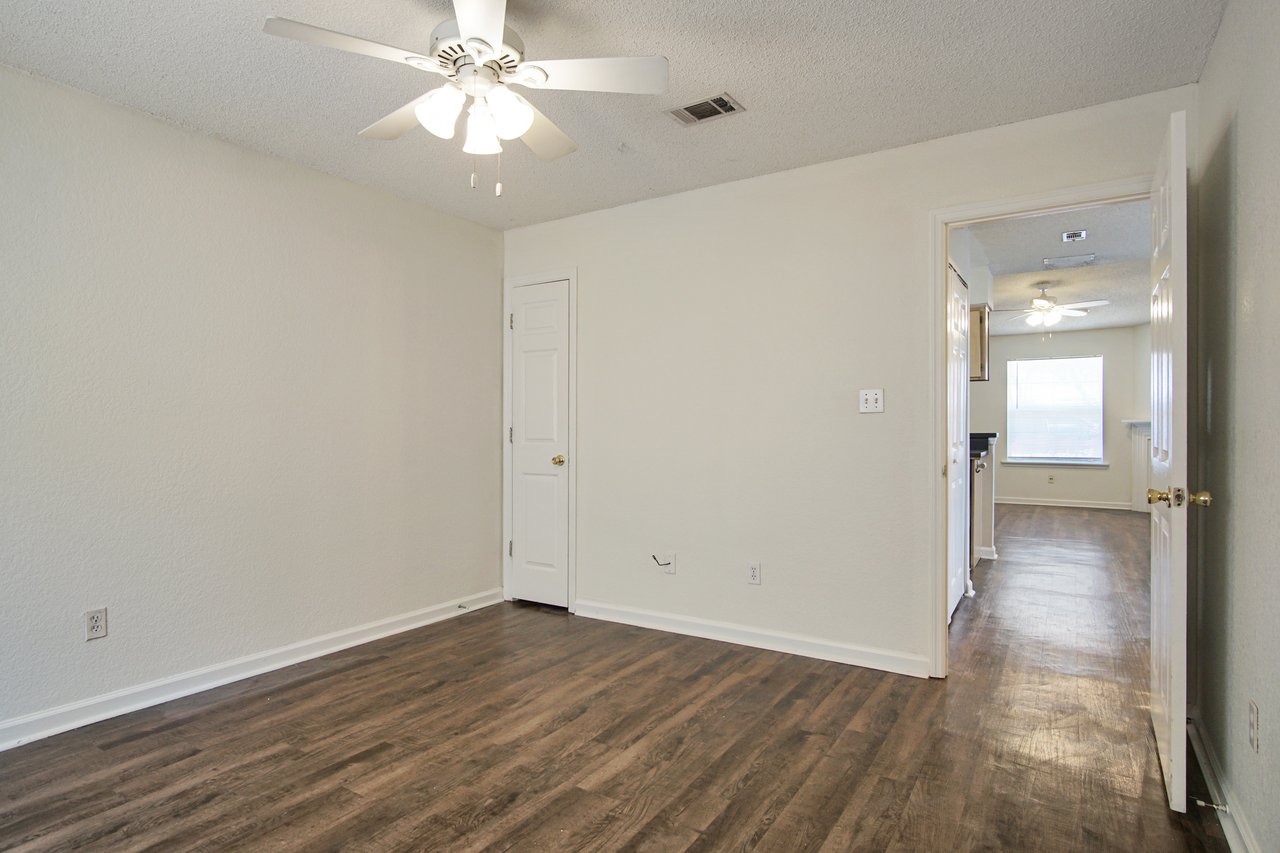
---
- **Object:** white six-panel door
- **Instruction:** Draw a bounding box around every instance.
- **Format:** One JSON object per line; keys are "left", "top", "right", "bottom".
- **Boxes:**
{"left": 946, "top": 266, "right": 970, "bottom": 621}
{"left": 510, "top": 280, "right": 571, "bottom": 607}
{"left": 1148, "top": 111, "right": 1189, "bottom": 813}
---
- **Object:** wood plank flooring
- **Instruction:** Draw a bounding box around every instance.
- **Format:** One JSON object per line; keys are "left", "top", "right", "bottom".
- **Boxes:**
{"left": 0, "top": 505, "right": 1226, "bottom": 851}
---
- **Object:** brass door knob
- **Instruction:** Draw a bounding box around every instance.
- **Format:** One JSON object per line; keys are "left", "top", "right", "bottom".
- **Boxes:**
{"left": 1147, "top": 488, "right": 1171, "bottom": 506}
{"left": 551, "top": 455, "right": 566, "bottom": 467}
{"left": 1189, "top": 490, "right": 1213, "bottom": 507}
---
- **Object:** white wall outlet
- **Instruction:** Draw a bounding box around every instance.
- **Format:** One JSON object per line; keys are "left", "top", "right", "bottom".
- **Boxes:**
{"left": 858, "top": 389, "right": 885, "bottom": 413}
{"left": 1249, "top": 700, "right": 1260, "bottom": 753}
{"left": 84, "top": 607, "right": 107, "bottom": 641}
{"left": 748, "top": 561, "right": 762, "bottom": 585}
{"left": 654, "top": 553, "right": 676, "bottom": 575}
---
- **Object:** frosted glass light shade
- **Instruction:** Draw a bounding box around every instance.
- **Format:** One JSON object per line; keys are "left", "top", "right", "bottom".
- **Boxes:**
{"left": 1042, "top": 310, "right": 1063, "bottom": 327}
{"left": 415, "top": 85, "right": 465, "bottom": 139}
{"left": 463, "top": 102, "right": 503, "bottom": 155}
{"left": 486, "top": 86, "right": 535, "bottom": 140}
{"left": 1026, "top": 312, "right": 1044, "bottom": 327}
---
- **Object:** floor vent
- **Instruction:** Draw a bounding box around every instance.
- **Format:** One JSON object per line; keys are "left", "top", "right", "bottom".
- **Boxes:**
{"left": 669, "top": 93, "right": 744, "bottom": 125}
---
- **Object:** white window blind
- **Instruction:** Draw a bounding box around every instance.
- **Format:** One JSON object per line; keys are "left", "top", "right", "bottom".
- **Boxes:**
{"left": 1006, "top": 356, "right": 1104, "bottom": 460}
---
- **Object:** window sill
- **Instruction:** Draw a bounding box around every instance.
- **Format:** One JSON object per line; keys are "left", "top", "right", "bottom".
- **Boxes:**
{"left": 1002, "top": 458, "right": 1110, "bottom": 469}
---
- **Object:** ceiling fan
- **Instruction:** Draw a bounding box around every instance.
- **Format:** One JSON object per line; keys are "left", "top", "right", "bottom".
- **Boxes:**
{"left": 995, "top": 287, "right": 1109, "bottom": 328}
{"left": 263, "top": 0, "right": 669, "bottom": 192}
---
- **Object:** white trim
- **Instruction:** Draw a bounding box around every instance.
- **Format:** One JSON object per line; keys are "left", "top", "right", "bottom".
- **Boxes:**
{"left": 929, "top": 176, "right": 1152, "bottom": 678}
{"left": 996, "top": 496, "right": 1132, "bottom": 511}
{"left": 502, "top": 269, "right": 578, "bottom": 611}
{"left": 0, "top": 589, "right": 504, "bottom": 753}
{"left": 574, "top": 599, "right": 930, "bottom": 678}
{"left": 1001, "top": 458, "right": 1110, "bottom": 469}
{"left": 1188, "top": 720, "right": 1261, "bottom": 853}
{"left": 976, "top": 546, "right": 998, "bottom": 561}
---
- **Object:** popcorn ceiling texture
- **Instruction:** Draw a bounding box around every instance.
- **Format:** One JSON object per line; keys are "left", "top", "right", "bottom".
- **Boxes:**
{"left": 0, "top": 0, "right": 1224, "bottom": 230}
{"left": 0, "top": 65, "right": 503, "bottom": 722}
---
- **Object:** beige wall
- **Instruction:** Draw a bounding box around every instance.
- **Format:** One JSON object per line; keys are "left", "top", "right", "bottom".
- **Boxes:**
{"left": 1196, "top": 0, "right": 1280, "bottom": 847}
{"left": 971, "top": 327, "right": 1150, "bottom": 509}
{"left": 0, "top": 67, "right": 504, "bottom": 726}
{"left": 506, "top": 85, "right": 1194, "bottom": 673}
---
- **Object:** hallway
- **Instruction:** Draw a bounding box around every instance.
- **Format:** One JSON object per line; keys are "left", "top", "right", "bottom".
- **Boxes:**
{"left": 945, "top": 504, "right": 1224, "bottom": 849}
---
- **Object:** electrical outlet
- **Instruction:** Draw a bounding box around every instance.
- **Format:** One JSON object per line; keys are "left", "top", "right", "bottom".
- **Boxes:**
{"left": 84, "top": 608, "right": 107, "bottom": 641}
{"left": 858, "top": 389, "right": 885, "bottom": 413}
{"left": 1047, "top": 474, "right": 1056, "bottom": 485}
{"left": 748, "top": 561, "right": 762, "bottom": 585}
{"left": 1249, "top": 700, "right": 1260, "bottom": 753}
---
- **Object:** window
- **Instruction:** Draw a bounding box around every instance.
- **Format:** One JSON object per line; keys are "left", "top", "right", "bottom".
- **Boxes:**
{"left": 1006, "top": 356, "right": 1104, "bottom": 461}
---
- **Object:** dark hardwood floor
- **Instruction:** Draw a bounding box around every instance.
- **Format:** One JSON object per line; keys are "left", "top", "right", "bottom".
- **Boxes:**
{"left": 0, "top": 505, "right": 1225, "bottom": 851}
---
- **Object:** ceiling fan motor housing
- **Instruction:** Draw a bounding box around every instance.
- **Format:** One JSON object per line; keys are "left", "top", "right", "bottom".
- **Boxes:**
{"left": 428, "top": 19, "right": 525, "bottom": 77}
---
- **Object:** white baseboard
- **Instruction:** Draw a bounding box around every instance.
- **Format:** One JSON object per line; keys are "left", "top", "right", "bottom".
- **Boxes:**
{"left": 0, "top": 588, "right": 504, "bottom": 753}
{"left": 573, "top": 600, "right": 930, "bottom": 679}
{"left": 977, "top": 546, "right": 998, "bottom": 561}
{"left": 996, "top": 496, "right": 1132, "bottom": 511}
{"left": 1188, "top": 719, "right": 1262, "bottom": 853}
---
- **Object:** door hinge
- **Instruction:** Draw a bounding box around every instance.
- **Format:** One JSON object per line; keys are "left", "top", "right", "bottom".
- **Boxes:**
{"left": 508, "top": 540, "right": 513, "bottom": 557}
{"left": 508, "top": 426, "right": 513, "bottom": 443}
{"left": 509, "top": 313, "right": 513, "bottom": 330}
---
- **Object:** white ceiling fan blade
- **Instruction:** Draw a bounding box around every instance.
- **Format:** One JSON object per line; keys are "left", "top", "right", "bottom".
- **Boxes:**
{"left": 1058, "top": 299, "right": 1110, "bottom": 310}
{"left": 264, "top": 18, "right": 444, "bottom": 73}
{"left": 453, "top": 0, "right": 507, "bottom": 57}
{"left": 1058, "top": 309, "right": 1089, "bottom": 317}
{"left": 998, "top": 311, "right": 1037, "bottom": 320}
{"left": 517, "top": 57, "right": 669, "bottom": 94}
{"left": 358, "top": 93, "right": 435, "bottom": 140}
{"left": 520, "top": 102, "right": 577, "bottom": 160}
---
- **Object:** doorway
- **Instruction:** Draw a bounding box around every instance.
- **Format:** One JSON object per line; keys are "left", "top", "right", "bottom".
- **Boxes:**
{"left": 503, "top": 271, "right": 577, "bottom": 609}
{"left": 931, "top": 112, "right": 1195, "bottom": 815}
{"left": 930, "top": 176, "right": 1154, "bottom": 678}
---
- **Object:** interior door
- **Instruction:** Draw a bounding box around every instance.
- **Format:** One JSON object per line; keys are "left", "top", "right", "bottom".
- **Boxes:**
{"left": 510, "top": 279, "right": 570, "bottom": 607}
{"left": 946, "top": 266, "right": 970, "bottom": 621}
{"left": 1148, "top": 110, "right": 1189, "bottom": 813}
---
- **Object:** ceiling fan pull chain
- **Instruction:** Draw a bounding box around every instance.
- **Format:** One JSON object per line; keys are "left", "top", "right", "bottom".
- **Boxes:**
{"left": 470, "top": 153, "right": 478, "bottom": 190}
{"left": 495, "top": 151, "right": 503, "bottom": 197}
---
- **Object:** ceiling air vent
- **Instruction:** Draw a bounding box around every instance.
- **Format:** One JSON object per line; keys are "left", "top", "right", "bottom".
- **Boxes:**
{"left": 669, "top": 93, "right": 745, "bottom": 126}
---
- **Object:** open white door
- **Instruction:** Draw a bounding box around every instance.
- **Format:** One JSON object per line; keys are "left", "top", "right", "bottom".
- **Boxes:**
{"left": 946, "top": 266, "right": 970, "bottom": 621}
{"left": 510, "top": 279, "right": 571, "bottom": 607}
{"left": 1148, "top": 110, "right": 1189, "bottom": 813}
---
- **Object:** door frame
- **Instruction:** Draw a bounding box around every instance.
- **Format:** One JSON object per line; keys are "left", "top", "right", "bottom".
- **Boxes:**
{"left": 928, "top": 177, "right": 1152, "bottom": 677}
{"left": 503, "top": 269, "right": 579, "bottom": 611}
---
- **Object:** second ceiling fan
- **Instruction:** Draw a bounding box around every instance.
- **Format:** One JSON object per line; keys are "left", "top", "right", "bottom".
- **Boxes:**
{"left": 264, "top": 0, "right": 668, "bottom": 185}
{"left": 996, "top": 287, "right": 1109, "bottom": 328}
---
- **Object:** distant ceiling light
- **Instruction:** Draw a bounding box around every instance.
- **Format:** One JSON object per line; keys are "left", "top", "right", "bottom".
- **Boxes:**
{"left": 1043, "top": 253, "right": 1097, "bottom": 270}
{"left": 1062, "top": 230, "right": 1087, "bottom": 242}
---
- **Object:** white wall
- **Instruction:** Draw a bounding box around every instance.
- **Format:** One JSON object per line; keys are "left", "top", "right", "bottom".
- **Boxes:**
{"left": 1196, "top": 0, "right": 1280, "bottom": 847}
{"left": 971, "top": 326, "right": 1149, "bottom": 509}
{"left": 0, "top": 67, "right": 504, "bottom": 728}
{"left": 947, "top": 229, "right": 993, "bottom": 307}
{"left": 505, "top": 85, "right": 1194, "bottom": 674}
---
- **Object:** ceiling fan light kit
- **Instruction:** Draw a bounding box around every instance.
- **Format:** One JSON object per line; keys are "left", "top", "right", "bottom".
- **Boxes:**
{"left": 263, "top": 0, "right": 669, "bottom": 195}
{"left": 414, "top": 85, "right": 466, "bottom": 139}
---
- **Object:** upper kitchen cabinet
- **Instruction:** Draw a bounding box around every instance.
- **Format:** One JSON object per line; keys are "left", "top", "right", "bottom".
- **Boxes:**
{"left": 969, "top": 304, "right": 990, "bottom": 381}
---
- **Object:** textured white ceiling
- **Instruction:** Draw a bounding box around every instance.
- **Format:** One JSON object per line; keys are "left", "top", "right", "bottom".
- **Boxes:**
{"left": 0, "top": 0, "right": 1224, "bottom": 229}
{"left": 959, "top": 199, "right": 1152, "bottom": 335}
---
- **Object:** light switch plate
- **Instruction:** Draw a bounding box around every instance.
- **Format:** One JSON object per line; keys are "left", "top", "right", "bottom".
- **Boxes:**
{"left": 859, "top": 389, "right": 885, "bottom": 413}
